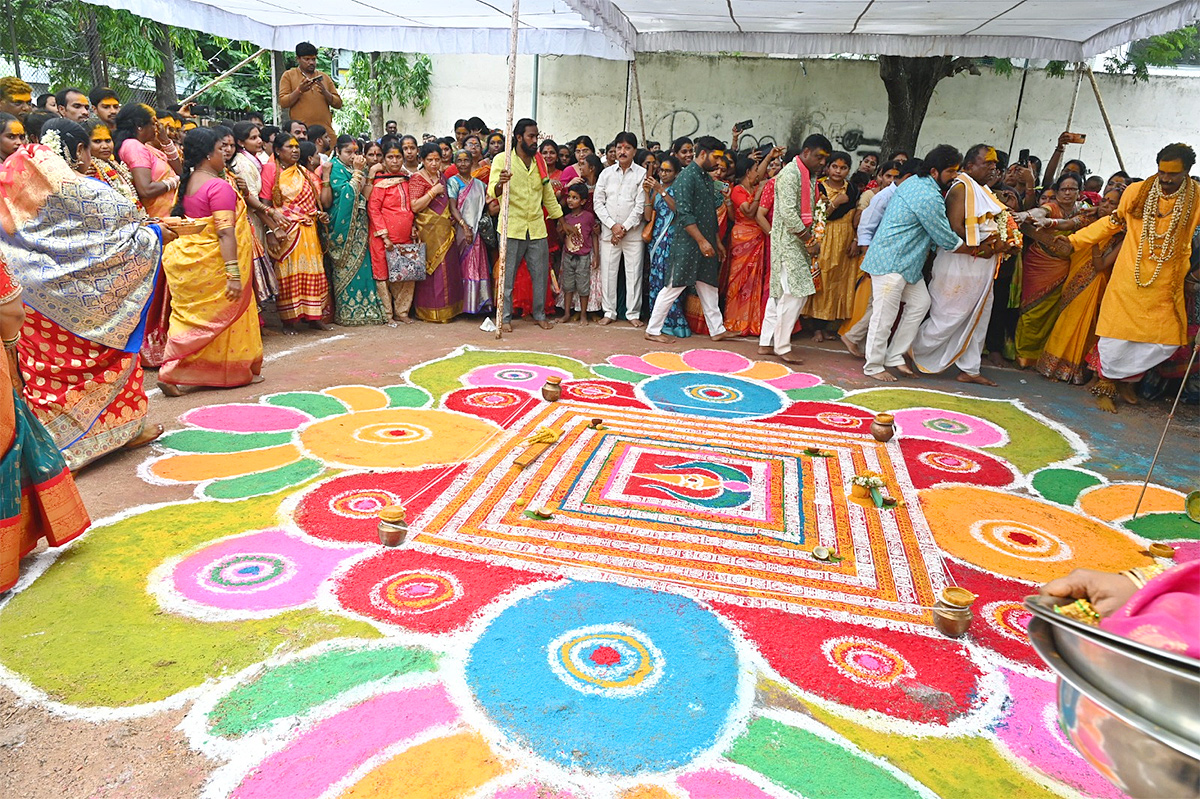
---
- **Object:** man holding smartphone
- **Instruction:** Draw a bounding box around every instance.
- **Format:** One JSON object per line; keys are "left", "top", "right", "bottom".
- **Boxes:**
{"left": 279, "top": 42, "right": 343, "bottom": 138}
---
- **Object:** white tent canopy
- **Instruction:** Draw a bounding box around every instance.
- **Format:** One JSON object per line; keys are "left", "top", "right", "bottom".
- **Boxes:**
{"left": 89, "top": 0, "right": 1200, "bottom": 61}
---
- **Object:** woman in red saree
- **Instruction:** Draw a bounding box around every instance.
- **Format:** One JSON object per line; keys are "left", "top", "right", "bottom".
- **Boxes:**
{"left": 368, "top": 142, "right": 417, "bottom": 324}
{"left": 408, "top": 143, "right": 463, "bottom": 322}
{"left": 723, "top": 157, "right": 768, "bottom": 336}
{"left": 1, "top": 120, "right": 165, "bottom": 470}
{"left": 1, "top": 253, "right": 90, "bottom": 593}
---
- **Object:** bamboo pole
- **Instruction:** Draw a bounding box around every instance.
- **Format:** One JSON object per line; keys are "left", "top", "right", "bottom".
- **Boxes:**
{"left": 1064, "top": 61, "right": 1085, "bottom": 131}
{"left": 179, "top": 47, "right": 268, "bottom": 106}
{"left": 1084, "top": 65, "right": 1127, "bottom": 173}
{"left": 631, "top": 58, "right": 646, "bottom": 142}
{"left": 493, "top": 0, "right": 521, "bottom": 339}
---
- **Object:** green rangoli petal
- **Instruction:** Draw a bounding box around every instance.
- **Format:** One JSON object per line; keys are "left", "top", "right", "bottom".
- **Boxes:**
{"left": 202, "top": 459, "right": 325, "bottom": 500}
{"left": 1124, "top": 512, "right": 1200, "bottom": 541}
{"left": 591, "top": 364, "right": 649, "bottom": 384}
{"left": 383, "top": 385, "right": 433, "bottom": 408}
{"left": 1031, "top": 468, "right": 1103, "bottom": 506}
{"left": 156, "top": 429, "right": 293, "bottom": 454}
{"left": 264, "top": 392, "right": 349, "bottom": 419}
{"left": 206, "top": 643, "right": 439, "bottom": 738}
{"left": 785, "top": 385, "right": 846, "bottom": 401}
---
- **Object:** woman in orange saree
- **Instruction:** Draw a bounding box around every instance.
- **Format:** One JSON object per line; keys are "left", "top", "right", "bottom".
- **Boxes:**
{"left": 1, "top": 253, "right": 90, "bottom": 593}
{"left": 1, "top": 121, "right": 165, "bottom": 470}
{"left": 723, "top": 160, "right": 768, "bottom": 336}
{"left": 157, "top": 127, "right": 263, "bottom": 393}
{"left": 268, "top": 134, "right": 330, "bottom": 332}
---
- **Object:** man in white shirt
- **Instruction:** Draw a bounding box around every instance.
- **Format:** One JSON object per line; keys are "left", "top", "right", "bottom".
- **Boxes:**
{"left": 595, "top": 131, "right": 648, "bottom": 326}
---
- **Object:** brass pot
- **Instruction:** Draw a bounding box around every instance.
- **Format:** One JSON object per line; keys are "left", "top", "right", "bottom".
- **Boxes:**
{"left": 542, "top": 376, "right": 562, "bottom": 402}
{"left": 870, "top": 413, "right": 895, "bottom": 443}
{"left": 933, "top": 604, "right": 973, "bottom": 638}
{"left": 377, "top": 504, "right": 408, "bottom": 547}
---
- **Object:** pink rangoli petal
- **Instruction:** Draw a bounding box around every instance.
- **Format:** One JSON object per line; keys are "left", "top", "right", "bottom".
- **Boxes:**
{"left": 681, "top": 349, "right": 752, "bottom": 373}
{"left": 765, "top": 372, "right": 822, "bottom": 390}
{"left": 677, "top": 768, "right": 780, "bottom": 798}
{"left": 609, "top": 354, "right": 670, "bottom": 375}
{"left": 493, "top": 784, "right": 579, "bottom": 799}
{"left": 232, "top": 685, "right": 458, "bottom": 799}
{"left": 181, "top": 403, "right": 311, "bottom": 434}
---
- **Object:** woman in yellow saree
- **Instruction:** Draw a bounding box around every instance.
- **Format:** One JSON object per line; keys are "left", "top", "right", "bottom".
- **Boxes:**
{"left": 157, "top": 127, "right": 262, "bottom": 394}
{"left": 408, "top": 143, "right": 462, "bottom": 322}
{"left": 268, "top": 134, "right": 330, "bottom": 332}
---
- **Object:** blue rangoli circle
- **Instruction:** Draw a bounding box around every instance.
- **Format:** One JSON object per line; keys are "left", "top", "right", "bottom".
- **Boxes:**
{"left": 639, "top": 372, "right": 784, "bottom": 420}
{"left": 464, "top": 581, "right": 743, "bottom": 776}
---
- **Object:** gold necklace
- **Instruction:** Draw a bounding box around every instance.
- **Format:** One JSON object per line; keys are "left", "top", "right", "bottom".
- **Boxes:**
{"left": 1134, "top": 177, "right": 1193, "bottom": 288}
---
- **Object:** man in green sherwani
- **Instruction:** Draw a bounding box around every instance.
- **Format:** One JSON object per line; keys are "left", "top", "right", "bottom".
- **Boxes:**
{"left": 758, "top": 133, "right": 831, "bottom": 363}
{"left": 645, "top": 136, "right": 737, "bottom": 343}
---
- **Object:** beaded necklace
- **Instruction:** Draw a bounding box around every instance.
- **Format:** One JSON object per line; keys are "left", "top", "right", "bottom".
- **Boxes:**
{"left": 1134, "top": 175, "right": 1195, "bottom": 288}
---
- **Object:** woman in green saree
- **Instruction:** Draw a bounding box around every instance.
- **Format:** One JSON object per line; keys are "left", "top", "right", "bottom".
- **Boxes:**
{"left": 326, "top": 135, "right": 387, "bottom": 326}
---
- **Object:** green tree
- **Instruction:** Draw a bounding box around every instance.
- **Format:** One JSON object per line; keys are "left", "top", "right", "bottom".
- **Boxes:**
{"left": 334, "top": 51, "right": 432, "bottom": 139}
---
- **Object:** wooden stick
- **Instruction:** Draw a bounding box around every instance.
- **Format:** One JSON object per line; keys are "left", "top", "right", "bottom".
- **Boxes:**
{"left": 1133, "top": 342, "right": 1198, "bottom": 518}
{"left": 180, "top": 48, "right": 267, "bottom": 107}
{"left": 631, "top": 58, "right": 647, "bottom": 142}
{"left": 494, "top": 0, "right": 521, "bottom": 339}
{"left": 1065, "top": 61, "right": 1084, "bottom": 131}
{"left": 1084, "top": 66, "right": 1127, "bottom": 173}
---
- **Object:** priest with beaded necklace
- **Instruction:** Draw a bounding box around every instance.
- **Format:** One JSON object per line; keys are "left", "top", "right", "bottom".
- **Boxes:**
{"left": 1066, "top": 143, "right": 1199, "bottom": 412}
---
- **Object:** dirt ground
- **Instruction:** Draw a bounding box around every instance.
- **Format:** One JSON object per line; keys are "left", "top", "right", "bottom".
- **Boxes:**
{"left": 2, "top": 316, "right": 1195, "bottom": 799}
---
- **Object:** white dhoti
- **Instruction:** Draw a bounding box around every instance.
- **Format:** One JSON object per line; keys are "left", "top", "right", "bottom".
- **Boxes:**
{"left": 911, "top": 251, "right": 997, "bottom": 376}
{"left": 759, "top": 262, "right": 812, "bottom": 355}
{"left": 1096, "top": 338, "right": 1178, "bottom": 380}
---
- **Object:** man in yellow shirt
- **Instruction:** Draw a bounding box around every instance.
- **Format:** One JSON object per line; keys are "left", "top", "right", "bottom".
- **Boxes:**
{"left": 488, "top": 118, "right": 564, "bottom": 332}
{"left": 278, "top": 42, "right": 342, "bottom": 138}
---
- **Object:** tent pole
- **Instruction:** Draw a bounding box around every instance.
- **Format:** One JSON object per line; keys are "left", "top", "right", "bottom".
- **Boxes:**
{"left": 1007, "top": 61, "right": 1029, "bottom": 158}
{"left": 1084, "top": 65, "right": 1126, "bottom": 173}
{"left": 624, "top": 61, "right": 632, "bottom": 132}
{"left": 1064, "top": 61, "right": 1084, "bottom": 131}
{"left": 631, "top": 57, "right": 646, "bottom": 142}
{"left": 179, "top": 47, "right": 268, "bottom": 106}
{"left": 494, "top": 0, "right": 521, "bottom": 340}
{"left": 271, "top": 53, "right": 280, "bottom": 126}
{"left": 1132, "top": 341, "right": 1198, "bottom": 519}
{"left": 531, "top": 54, "right": 539, "bottom": 120}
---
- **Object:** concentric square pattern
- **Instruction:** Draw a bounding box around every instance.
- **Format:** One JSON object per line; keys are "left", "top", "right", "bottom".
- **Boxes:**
{"left": 416, "top": 402, "right": 950, "bottom": 624}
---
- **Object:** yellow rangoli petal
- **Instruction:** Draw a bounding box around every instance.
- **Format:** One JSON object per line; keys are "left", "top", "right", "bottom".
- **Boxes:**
{"left": 322, "top": 385, "right": 390, "bottom": 412}
{"left": 148, "top": 445, "right": 300, "bottom": 483}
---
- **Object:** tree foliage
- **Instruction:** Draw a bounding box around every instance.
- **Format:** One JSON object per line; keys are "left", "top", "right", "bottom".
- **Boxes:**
{"left": 1109, "top": 24, "right": 1200, "bottom": 78}
{"left": 334, "top": 52, "right": 432, "bottom": 138}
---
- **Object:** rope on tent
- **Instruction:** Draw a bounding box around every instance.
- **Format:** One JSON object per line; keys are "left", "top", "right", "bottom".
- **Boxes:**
{"left": 494, "top": 0, "right": 522, "bottom": 340}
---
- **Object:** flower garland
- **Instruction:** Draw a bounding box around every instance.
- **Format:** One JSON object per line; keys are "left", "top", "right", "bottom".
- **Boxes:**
{"left": 1134, "top": 175, "right": 1195, "bottom": 288}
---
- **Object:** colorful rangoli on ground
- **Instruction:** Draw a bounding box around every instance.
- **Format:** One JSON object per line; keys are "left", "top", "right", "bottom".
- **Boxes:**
{"left": 2, "top": 346, "right": 1196, "bottom": 799}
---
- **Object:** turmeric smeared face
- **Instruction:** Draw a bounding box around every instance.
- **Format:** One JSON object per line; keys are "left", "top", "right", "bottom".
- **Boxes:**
{"left": 90, "top": 126, "right": 114, "bottom": 161}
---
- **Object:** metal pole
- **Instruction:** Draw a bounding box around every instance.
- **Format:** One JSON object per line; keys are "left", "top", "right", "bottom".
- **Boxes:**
{"left": 493, "top": 0, "right": 521, "bottom": 339}
{"left": 271, "top": 52, "right": 281, "bottom": 126}
{"left": 1132, "top": 341, "right": 1199, "bottom": 519}
{"left": 1007, "top": 61, "right": 1029, "bottom": 158}
{"left": 3, "top": 0, "right": 19, "bottom": 79}
{"left": 531, "top": 54, "right": 539, "bottom": 120}
{"left": 623, "top": 61, "right": 632, "bottom": 131}
{"left": 631, "top": 57, "right": 646, "bottom": 142}
{"left": 180, "top": 47, "right": 268, "bottom": 106}
{"left": 1084, "top": 65, "right": 1127, "bottom": 173}
{"left": 1064, "top": 61, "right": 1085, "bottom": 131}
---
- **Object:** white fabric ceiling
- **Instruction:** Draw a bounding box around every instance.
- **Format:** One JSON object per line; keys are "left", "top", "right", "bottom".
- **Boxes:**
{"left": 88, "top": 0, "right": 1200, "bottom": 61}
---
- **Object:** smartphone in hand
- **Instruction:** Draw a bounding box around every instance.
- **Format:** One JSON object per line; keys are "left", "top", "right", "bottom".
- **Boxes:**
{"left": 733, "top": 119, "right": 754, "bottom": 133}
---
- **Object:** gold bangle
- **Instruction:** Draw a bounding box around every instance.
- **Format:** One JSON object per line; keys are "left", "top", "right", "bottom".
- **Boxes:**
{"left": 2, "top": 332, "right": 19, "bottom": 350}
{"left": 1121, "top": 569, "right": 1147, "bottom": 590}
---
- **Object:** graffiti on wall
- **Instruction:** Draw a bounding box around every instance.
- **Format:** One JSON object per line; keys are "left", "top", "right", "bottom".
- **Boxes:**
{"left": 648, "top": 107, "right": 879, "bottom": 154}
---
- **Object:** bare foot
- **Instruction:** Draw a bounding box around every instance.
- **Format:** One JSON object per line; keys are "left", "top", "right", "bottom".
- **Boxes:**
{"left": 536, "top": 319, "right": 553, "bottom": 330}
{"left": 566, "top": 312, "right": 580, "bottom": 323}
{"left": 778, "top": 351, "right": 804, "bottom": 364}
{"left": 757, "top": 346, "right": 772, "bottom": 355}
{"left": 156, "top": 380, "right": 184, "bottom": 397}
{"left": 580, "top": 315, "right": 589, "bottom": 326}
{"left": 644, "top": 333, "right": 673, "bottom": 343}
{"left": 867, "top": 370, "right": 898, "bottom": 382}
{"left": 501, "top": 322, "right": 513, "bottom": 333}
{"left": 1096, "top": 395, "right": 1118, "bottom": 413}
{"left": 710, "top": 330, "right": 738, "bottom": 342}
{"left": 251, "top": 374, "right": 265, "bottom": 384}
{"left": 813, "top": 330, "right": 827, "bottom": 343}
{"left": 1015, "top": 357, "right": 1035, "bottom": 369}
{"left": 987, "top": 351, "right": 1006, "bottom": 367}
{"left": 895, "top": 364, "right": 919, "bottom": 378}
{"left": 308, "top": 320, "right": 332, "bottom": 331}
{"left": 281, "top": 324, "right": 299, "bottom": 336}
{"left": 397, "top": 315, "right": 415, "bottom": 325}
{"left": 597, "top": 316, "right": 614, "bottom": 326}
{"left": 1117, "top": 382, "right": 1139, "bottom": 406}
{"left": 124, "top": 423, "right": 164, "bottom": 449}
{"left": 628, "top": 319, "right": 644, "bottom": 329}
{"left": 957, "top": 372, "right": 998, "bottom": 386}
{"left": 839, "top": 334, "right": 863, "bottom": 358}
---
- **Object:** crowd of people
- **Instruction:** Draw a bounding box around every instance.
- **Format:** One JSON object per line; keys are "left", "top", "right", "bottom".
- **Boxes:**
{"left": 1, "top": 41, "right": 1198, "bottom": 588}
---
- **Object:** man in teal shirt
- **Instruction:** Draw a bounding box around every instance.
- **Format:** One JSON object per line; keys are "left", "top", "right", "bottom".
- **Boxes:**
{"left": 860, "top": 144, "right": 969, "bottom": 381}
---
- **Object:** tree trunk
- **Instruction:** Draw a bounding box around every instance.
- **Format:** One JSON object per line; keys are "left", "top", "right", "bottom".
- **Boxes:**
{"left": 368, "top": 52, "right": 384, "bottom": 139}
{"left": 153, "top": 23, "right": 178, "bottom": 106}
{"left": 80, "top": 8, "right": 106, "bottom": 89}
{"left": 878, "top": 55, "right": 953, "bottom": 159}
